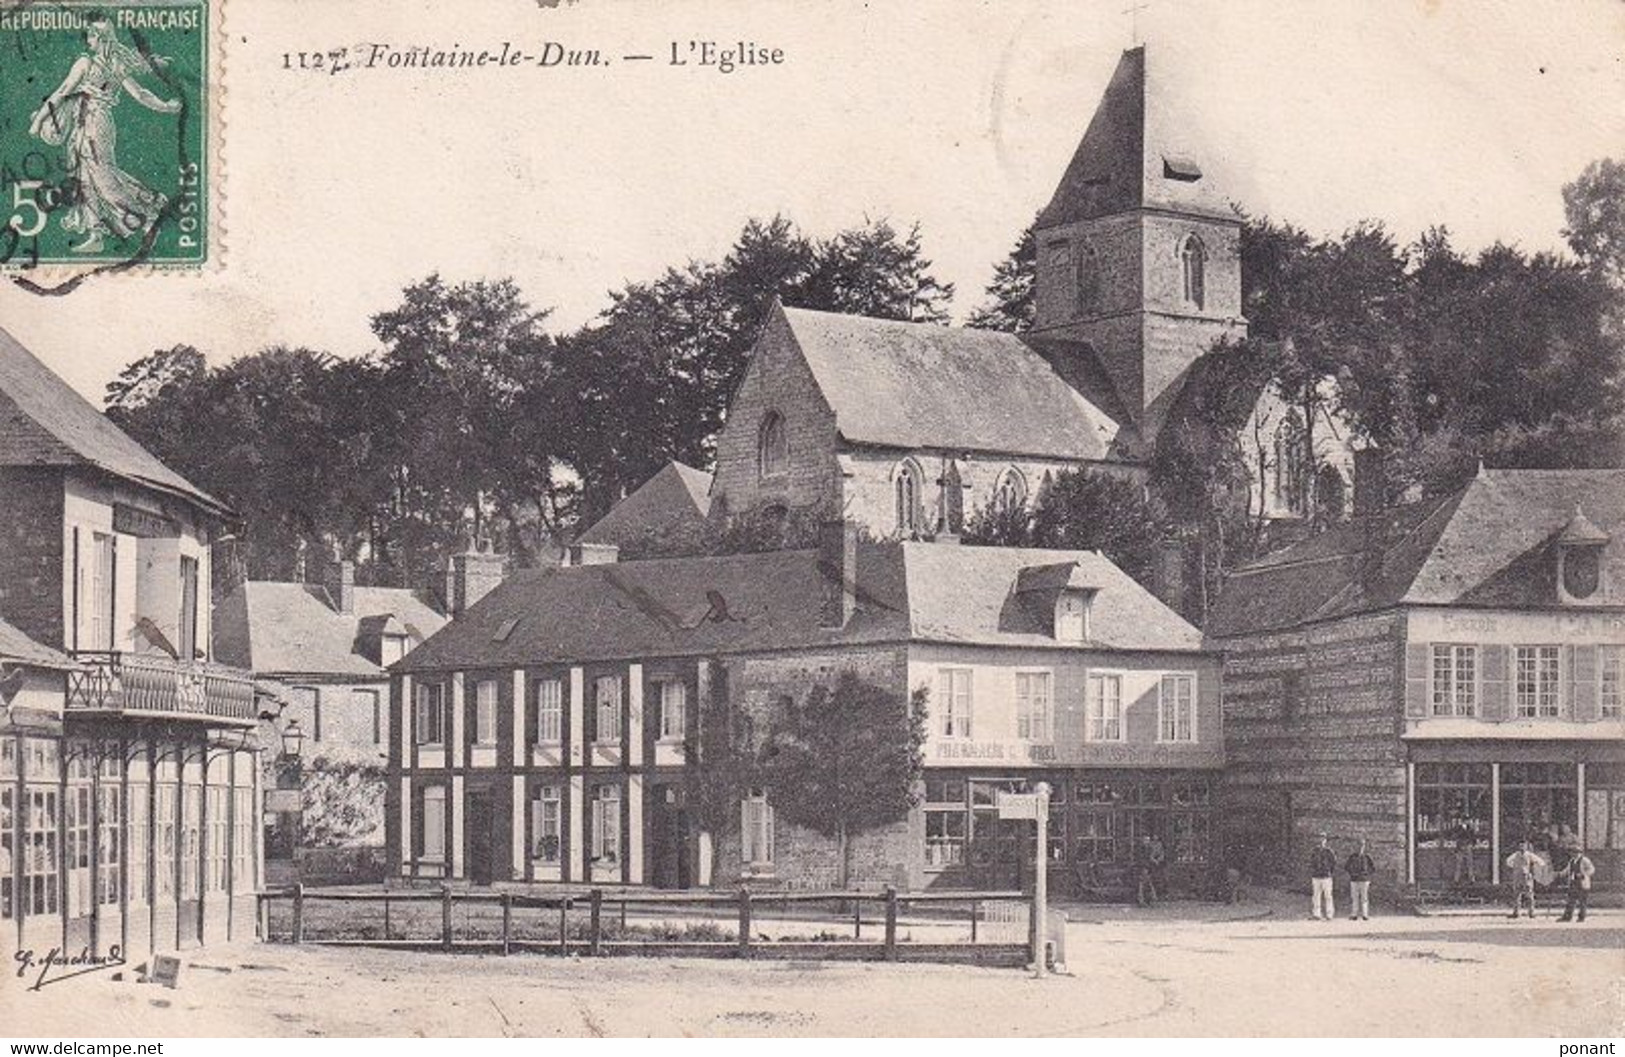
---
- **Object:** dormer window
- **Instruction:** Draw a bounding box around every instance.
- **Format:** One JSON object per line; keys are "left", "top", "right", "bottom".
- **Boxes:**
{"left": 1056, "top": 592, "right": 1089, "bottom": 642}
{"left": 759, "top": 411, "right": 789, "bottom": 478}
{"left": 380, "top": 632, "right": 409, "bottom": 666}
{"left": 1556, "top": 504, "right": 1609, "bottom": 603}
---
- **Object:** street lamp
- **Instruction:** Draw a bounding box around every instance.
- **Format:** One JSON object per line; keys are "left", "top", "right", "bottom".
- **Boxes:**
{"left": 280, "top": 718, "right": 305, "bottom": 759}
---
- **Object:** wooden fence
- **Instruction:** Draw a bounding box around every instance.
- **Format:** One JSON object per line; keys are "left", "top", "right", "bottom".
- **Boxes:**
{"left": 257, "top": 884, "right": 1033, "bottom": 966}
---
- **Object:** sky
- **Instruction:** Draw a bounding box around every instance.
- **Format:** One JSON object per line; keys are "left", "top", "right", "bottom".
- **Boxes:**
{"left": 2, "top": 0, "right": 1622, "bottom": 402}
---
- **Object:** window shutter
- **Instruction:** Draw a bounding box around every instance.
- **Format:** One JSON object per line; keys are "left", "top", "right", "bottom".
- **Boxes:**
{"left": 1571, "top": 645, "right": 1599, "bottom": 722}
{"left": 1404, "top": 643, "right": 1429, "bottom": 718}
{"left": 1481, "top": 645, "right": 1510, "bottom": 722}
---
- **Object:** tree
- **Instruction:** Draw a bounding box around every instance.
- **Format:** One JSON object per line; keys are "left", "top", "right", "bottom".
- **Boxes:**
{"left": 761, "top": 673, "right": 927, "bottom": 888}
{"left": 965, "top": 221, "right": 1037, "bottom": 332}
{"left": 1564, "top": 157, "right": 1625, "bottom": 286}
{"left": 966, "top": 468, "right": 1166, "bottom": 588}
{"left": 800, "top": 218, "right": 954, "bottom": 324}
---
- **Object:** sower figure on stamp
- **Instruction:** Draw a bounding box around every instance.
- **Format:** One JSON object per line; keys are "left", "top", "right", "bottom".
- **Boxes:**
{"left": 1504, "top": 840, "right": 1542, "bottom": 919}
{"left": 28, "top": 17, "right": 181, "bottom": 253}
{"left": 1345, "top": 837, "right": 1375, "bottom": 921}
{"left": 1309, "top": 832, "right": 1337, "bottom": 921}
{"left": 1557, "top": 848, "right": 1594, "bottom": 923}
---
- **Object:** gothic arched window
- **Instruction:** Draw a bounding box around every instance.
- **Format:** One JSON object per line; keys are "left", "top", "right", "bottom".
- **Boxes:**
{"left": 993, "top": 467, "right": 1028, "bottom": 515}
{"left": 894, "top": 460, "right": 923, "bottom": 537}
{"left": 759, "top": 412, "right": 789, "bottom": 478}
{"left": 1180, "top": 235, "right": 1207, "bottom": 310}
{"left": 1275, "top": 410, "right": 1309, "bottom": 516}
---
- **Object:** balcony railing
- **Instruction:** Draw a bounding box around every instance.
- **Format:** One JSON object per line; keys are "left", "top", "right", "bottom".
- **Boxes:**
{"left": 66, "top": 651, "right": 257, "bottom": 724}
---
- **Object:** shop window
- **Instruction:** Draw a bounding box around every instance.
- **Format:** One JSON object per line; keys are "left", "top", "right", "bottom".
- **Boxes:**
{"left": 535, "top": 678, "right": 563, "bottom": 744}
{"left": 1016, "top": 671, "right": 1052, "bottom": 741}
{"left": 658, "top": 680, "right": 687, "bottom": 741}
{"left": 1086, "top": 673, "right": 1124, "bottom": 741}
{"left": 1431, "top": 644, "right": 1477, "bottom": 717}
{"left": 1600, "top": 646, "right": 1622, "bottom": 718}
{"left": 741, "top": 791, "right": 775, "bottom": 870}
{"left": 420, "top": 785, "right": 446, "bottom": 861}
{"left": 97, "top": 783, "right": 121, "bottom": 906}
{"left": 1515, "top": 646, "right": 1562, "bottom": 718}
{"left": 591, "top": 783, "right": 621, "bottom": 865}
{"left": 924, "top": 778, "right": 967, "bottom": 870}
{"left": 182, "top": 787, "right": 201, "bottom": 899}
{"left": 474, "top": 679, "right": 498, "bottom": 745}
{"left": 232, "top": 786, "right": 252, "bottom": 891}
{"left": 1170, "top": 813, "right": 1211, "bottom": 864}
{"left": 128, "top": 783, "right": 149, "bottom": 905}
{"left": 154, "top": 784, "right": 176, "bottom": 899}
{"left": 936, "top": 668, "right": 973, "bottom": 739}
{"left": 0, "top": 787, "right": 12, "bottom": 919}
{"left": 1159, "top": 674, "right": 1197, "bottom": 742}
{"left": 1073, "top": 812, "right": 1116, "bottom": 862}
{"left": 532, "top": 785, "right": 561, "bottom": 864}
{"left": 594, "top": 676, "right": 622, "bottom": 743}
{"left": 207, "top": 786, "right": 228, "bottom": 892}
{"left": 415, "top": 683, "right": 446, "bottom": 745}
{"left": 25, "top": 785, "right": 60, "bottom": 916}
{"left": 1499, "top": 762, "right": 1578, "bottom": 857}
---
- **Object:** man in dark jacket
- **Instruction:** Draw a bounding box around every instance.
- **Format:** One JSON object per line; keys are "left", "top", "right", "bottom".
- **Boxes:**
{"left": 1345, "top": 837, "right": 1376, "bottom": 920}
{"left": 1309, "top": 833, "right": 1337, "bottom": 920}
{"left": 1557, "top": 848, "right": 1595, "bottom": 923}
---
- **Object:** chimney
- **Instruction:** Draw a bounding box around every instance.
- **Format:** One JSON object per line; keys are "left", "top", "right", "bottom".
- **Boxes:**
{"left": 818, "top": 519, "right": 859, "bottom": 629}
{"left": 567, "top": 542, "right": 620, "bottom": 567}
{"left": 1151, "top": 539, "right": 1186, "bottom": 618}
{"left": 323, "top": 558, "right": 355, "bottom": 615}
{"left": 1353, "top": 448, "right": 1386, "bottom": 517}
{"left": 444, "top": 543, "right": 507, "bottom": 618}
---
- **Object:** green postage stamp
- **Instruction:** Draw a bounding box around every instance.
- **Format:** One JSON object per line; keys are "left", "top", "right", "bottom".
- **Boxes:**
{"left": 0, "top": 0, "right": 214, "bottom": 272}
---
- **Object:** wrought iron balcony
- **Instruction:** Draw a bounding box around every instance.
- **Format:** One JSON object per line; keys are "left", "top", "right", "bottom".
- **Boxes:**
{"left": 66, "top": 651, "right": 257, "bottom": 725}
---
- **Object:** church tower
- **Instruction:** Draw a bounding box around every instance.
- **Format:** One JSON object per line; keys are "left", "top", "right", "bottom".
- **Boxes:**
{"left": 1030, "top": 47, "right": 1245, "bottom": 448}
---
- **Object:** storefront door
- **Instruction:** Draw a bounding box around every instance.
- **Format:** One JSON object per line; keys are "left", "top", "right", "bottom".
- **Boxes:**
{"left": 648, "top": 784, "right": 691, "bottom": 890}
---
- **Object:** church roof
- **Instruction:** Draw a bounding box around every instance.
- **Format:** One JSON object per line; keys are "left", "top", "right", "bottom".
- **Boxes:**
{"left": 576, "top": 460, "right": 714, "bottom": 550}
{"left": 0, "top": 324, "right": 229, "bottom": 516}
{"left": 1038, "top": 46, "right": 1232, "bottom": 228}
{"left": 779, "top": 306, "right": 1122, "bottom": 461}
{"left": 1207, "top": 468, "right": 1625, "bottom": 638}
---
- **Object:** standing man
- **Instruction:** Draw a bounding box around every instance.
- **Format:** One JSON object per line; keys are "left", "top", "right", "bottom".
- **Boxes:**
{"left": 1309, "top": 833, "right": 1337, "bottom": 921}
{"left": 1557, "top": 848, "right": 1595, "bottom": 923}
{"left": 1134, "top": 835, "right": 1157, "bottom": 907}
{"left": 1504, "top": 840, "right": 1541, "bottom": 919}
{"left": 1345, "top": 837, "right": 1375, "bottom": 921}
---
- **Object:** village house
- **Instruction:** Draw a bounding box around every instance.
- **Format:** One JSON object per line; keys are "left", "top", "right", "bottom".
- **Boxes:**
{"left": 596, "top": 46, "right": 1359, "bottom": 561}
{"left": 1207, "top": 467, "right": 1625, "bottom": 898}
{"left": 0, "top": 326, "right": 261, "bottom": 958}
{"left": 385, "top": 528, "right": 1221, "bottom": 894}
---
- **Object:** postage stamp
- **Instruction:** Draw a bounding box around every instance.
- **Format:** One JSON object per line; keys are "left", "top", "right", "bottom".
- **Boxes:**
{"left": 0, "top": 0, "right": 214, "bottom": 274}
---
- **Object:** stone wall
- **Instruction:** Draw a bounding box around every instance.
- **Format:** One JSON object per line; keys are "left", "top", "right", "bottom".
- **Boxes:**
{"left": 1215, "top": 611, "right": 1409, "bottom": 891}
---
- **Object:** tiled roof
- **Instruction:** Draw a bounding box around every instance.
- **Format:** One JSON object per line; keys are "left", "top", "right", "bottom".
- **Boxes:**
{"left": 576, "top": 460, "right": 713, "bottom": 548}
{"left": 213, "top": 581, "right": 448, "bottom": 679}
{"left": 0, "top": 325, "right": 227, "bottom": 515}
{"left": 397, "top": 540, "right": 1206, "bottom": 672}
{"left": 1038, "top": 46, "right": 1232, "bottom": 228}
{"left": 1207, "top": 468, "right": 1625, "bottom": 638}
{"left": 780, "top": 306, "right": 1122, "bottom": 461}
{"left": 0, "top": 616, "right": 76, "bottom": 670}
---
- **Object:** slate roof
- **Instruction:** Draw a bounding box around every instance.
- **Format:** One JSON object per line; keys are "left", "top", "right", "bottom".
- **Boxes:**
{"left": 0, "top": 325, "right": 228, "bottom": 515}
{"left": 213, "top": 581, "right": 448, "bottom": 679}
{"left": 1207, "top": 468, "right": 1625, "bottom": 638}
{"left": 0, "top": 616, "right": 77, "bottom": 670}
{"left": 779, "top": 306, "right": 1122, "bottom": 461}
{"left": 576, "top": 460, "right": 713, "bottom": 548}
{"left": 397, "top": 540, "right": 1206, "bottom": 673}
{"left": 1038, "top": 46, "right": 1232, "bottom": 228}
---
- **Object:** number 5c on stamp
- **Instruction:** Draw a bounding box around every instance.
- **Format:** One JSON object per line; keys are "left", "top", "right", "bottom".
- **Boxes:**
{"left": 0, "top": 0, "right": 215, "bottom": 271}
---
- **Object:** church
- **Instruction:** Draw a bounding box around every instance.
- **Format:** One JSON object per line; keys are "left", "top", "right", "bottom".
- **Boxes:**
{"left": 581, "top": 46, "right": 1361, "bottom": 562}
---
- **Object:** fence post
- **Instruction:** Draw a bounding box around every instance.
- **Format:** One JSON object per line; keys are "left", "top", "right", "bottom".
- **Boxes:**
{"left": 256, "top": 892, "right": 269, "bottom": 941}
{"left": 501, "top": 891, "right": 513, "bottom": 956}
{"left": 589, "top": 889, "right": 603, "bottom": 956}
{"left": 441, "top": 885, "right": 453, "bottom": 952}
{"left": 292, "top": 883, "right": 304, "bottom": 945}
{"left": 737, "top": 886, "right": 752, "bottom": 957}
{"left": 883, "top": 885, "right": 898, "bottom": 961}
{"left": 970, "top": 899, "right": 978, "bottom": 943}
{"left": 383, "top": 891, "right": 391, "bottom": 940}
{"left": 620, "top": 898, "right": 627, "bottom": 931}
{"left": 558, "top": 898, "right": 569, "bottom": 956}
{"left": 853, "top": 899, "right": 862, "bottom": 939}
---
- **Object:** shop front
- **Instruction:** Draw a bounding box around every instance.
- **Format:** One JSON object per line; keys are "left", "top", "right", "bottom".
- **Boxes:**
{"left": 1408, "top": 743, "right": 1624, "bottom": 892}
{"left": 923, "top": 769, "right": 1219, "bottom": 897}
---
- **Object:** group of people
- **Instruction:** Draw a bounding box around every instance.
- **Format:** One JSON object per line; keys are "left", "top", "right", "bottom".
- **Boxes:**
{"left": 1307, "top": 833, "right": 1377, "bottom": 920}
{"left": 1504, "top": 840, "right": 1596, "bottom": 922}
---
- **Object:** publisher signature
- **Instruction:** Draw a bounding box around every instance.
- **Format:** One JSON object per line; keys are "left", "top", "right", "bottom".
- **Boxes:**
{"left": 13, "top": 946, "right": 125, "bottom": 991}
